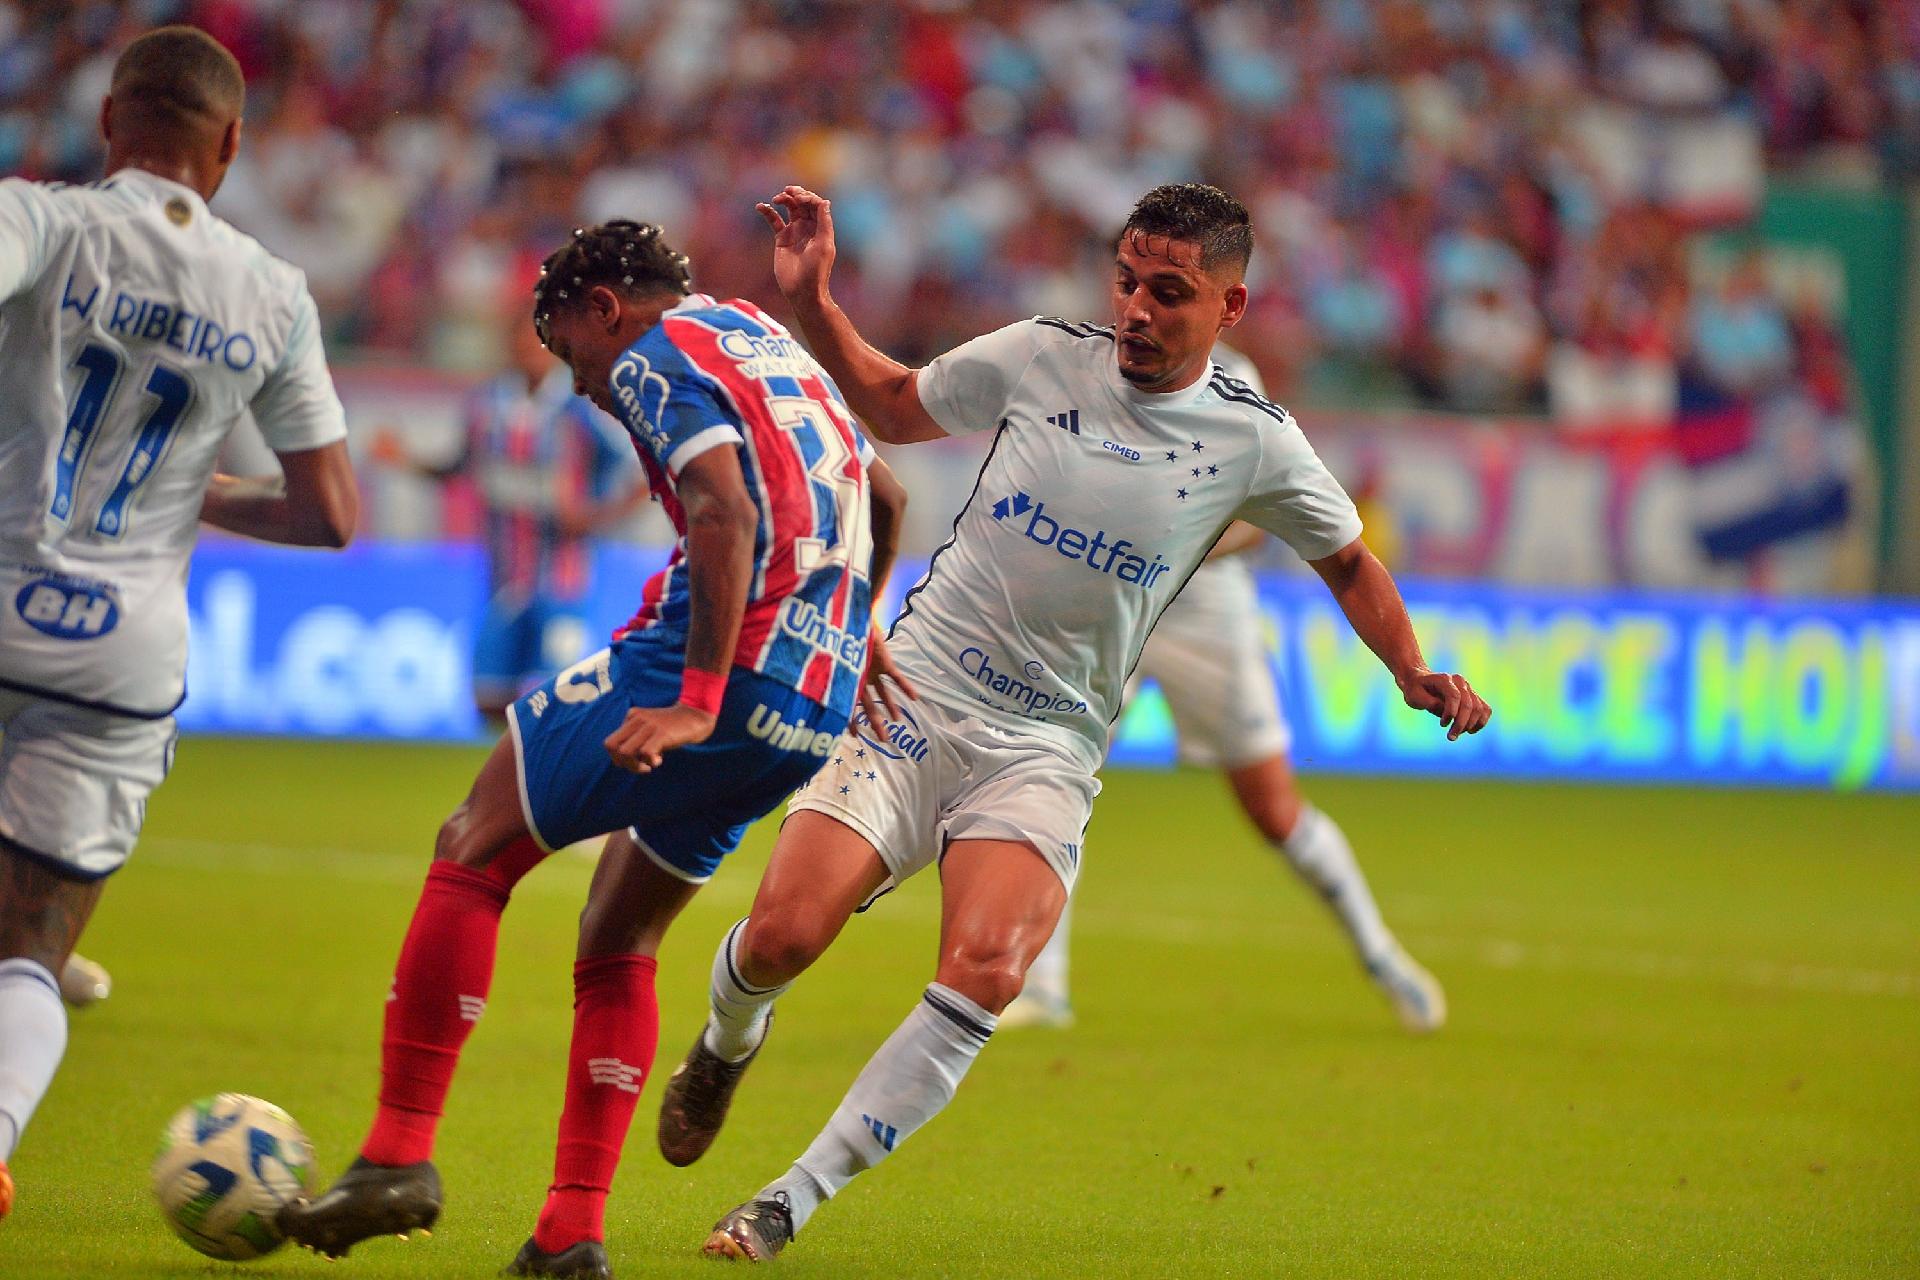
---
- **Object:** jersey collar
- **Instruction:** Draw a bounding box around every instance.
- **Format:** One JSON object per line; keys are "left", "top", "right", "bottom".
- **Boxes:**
{"left": 111, "top": 166, "right": 208, "bottom": 218}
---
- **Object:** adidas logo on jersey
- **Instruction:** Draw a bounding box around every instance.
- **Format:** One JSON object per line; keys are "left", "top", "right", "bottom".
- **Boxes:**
{"left": 989, "top": 492, "right": 1173, "bottom": 588}
{"left": 1045, "top": 408, "right": 1080, "bottom": 435}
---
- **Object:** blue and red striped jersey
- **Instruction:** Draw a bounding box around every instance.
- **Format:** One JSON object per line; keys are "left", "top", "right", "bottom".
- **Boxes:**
{"left": 466, "top": 366, "right": 636, "bottom": 599}
{"left": 605, "top": 294, "right": 874, "bottom": 710}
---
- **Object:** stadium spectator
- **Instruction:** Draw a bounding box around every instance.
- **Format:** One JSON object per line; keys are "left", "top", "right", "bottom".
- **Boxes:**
{"left": 0, "top": 0, "right": 1900, "bottom": 421}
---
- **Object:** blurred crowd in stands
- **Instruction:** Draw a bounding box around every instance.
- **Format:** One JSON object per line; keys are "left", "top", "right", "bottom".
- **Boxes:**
{"left": 3, "top": 0, "right": 1911, "bottom": 426}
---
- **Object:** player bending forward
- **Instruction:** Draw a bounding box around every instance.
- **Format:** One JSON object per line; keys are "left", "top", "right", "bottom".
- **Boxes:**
{"left": 278, "top": 220, "right": 908, "bottom": 1280}
{"left": 1005, "top": 346, "right": 1443, "bottom": 1034}
{"left": 656, "top": 182, "right": 1490, "bottom": 1261}
{"left": 0, "top": 27, "right": 358, "bottom": 1223}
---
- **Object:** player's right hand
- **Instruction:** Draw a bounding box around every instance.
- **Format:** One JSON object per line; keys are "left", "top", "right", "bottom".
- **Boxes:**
{"left": 1397, "top": 670, "right": 1492, "bottom": 742}
{"left": 756, "top": 186, "right": 837, "bottom": 305}
{"left": 859, "top": 628, "right": 917, "bottom": 731}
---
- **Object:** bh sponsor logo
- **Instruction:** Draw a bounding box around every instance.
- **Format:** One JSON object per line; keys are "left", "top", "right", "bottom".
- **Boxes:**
{"left": 746, "top": 702, "right": 838, "bottom": 758}
{"left": 15, "top": 572, "right": 119, "bottom": 640}
{"left": 988, "top": 492, "right": 1172, "bottom": 588}
{"left": 854, "top": 704, "right": 931, "bottom": 763}
{"left": 957, "top": 647, "right": 1088, "bottom": 718}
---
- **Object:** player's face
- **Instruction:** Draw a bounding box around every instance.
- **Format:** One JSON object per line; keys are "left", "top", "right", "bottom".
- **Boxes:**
{"left": 541, "top": 307, "right": 620, "bottom": 414}
{"left": 1110, "top": 232, "right": 1247, "bottom": 392}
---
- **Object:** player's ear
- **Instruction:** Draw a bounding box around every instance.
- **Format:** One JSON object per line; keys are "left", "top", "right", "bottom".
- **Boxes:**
{"left": 98, "top": 95, "right": 113, "bottom": 146}
{"left": 1219, "top": 281, "right": 1248, "bottom": 329}
{"left": 589, "top": 285, "right": 622, "bottom": 333}
{"left": 219, "top": 118, "right": 242, "bottom": 167}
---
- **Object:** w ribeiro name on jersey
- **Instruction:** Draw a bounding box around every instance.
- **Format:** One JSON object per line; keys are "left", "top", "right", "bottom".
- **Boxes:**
{"left": 606, "top": 295, "right": 874, "bottom": 711}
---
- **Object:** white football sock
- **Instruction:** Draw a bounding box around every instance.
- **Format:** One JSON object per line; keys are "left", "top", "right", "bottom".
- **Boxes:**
{"left": 704, "top": 917, "right": 788, "bottom": 1063}
{"left": 1276, "top": 805, "right": 1394, "bottom": 962}
{"left": 1023, "top": 898, "right": 1071, "bottom": 1003}
{"left": 0, "top": 958, "right": 68, "bottom": 1160}
{"left": 763, "top": 983, "right": 995, "bottom": 1234}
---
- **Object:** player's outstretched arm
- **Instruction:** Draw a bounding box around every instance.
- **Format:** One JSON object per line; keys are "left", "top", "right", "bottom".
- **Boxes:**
{"left": 755, "top": 186, "right": 946, "bottom": 446}
{"left": 199, "top": 441, "right": 358, "bottom": 548}
{"left": 603, "top": 446, "right": 758, "bottom": 773}
{"left": 1309, "top": 538, "right": 1491, "bottom": 741}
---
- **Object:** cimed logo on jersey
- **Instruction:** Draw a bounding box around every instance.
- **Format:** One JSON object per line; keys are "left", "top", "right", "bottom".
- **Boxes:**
{"left": 989, "top": 491, "right": 1173, "bottom": 588}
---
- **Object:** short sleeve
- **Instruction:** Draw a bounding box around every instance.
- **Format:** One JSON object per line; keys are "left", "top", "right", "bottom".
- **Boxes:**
{"left": 0, "top": 179, "right": 67, "bottom": 302}
{"left": 249, "top": 283, "right": 348, "bottom": 453}
{"left": 608, "top": 345, "right": 743, "bottom": 476}
{"left": 914, "top": 318, "right": 1058, "bottom": 436}
{"left": 1234, "top": 414, "right": 1363, "bottom": 563}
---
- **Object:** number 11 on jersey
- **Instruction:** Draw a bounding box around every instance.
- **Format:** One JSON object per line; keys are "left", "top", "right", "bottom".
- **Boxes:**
{"left": 53, "top": 341, "right": 195, "bottom": 539}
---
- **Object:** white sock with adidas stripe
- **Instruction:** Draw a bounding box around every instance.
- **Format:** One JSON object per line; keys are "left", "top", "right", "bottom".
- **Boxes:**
{"left": 761, "top": 983, "right": 995, "bottom": 1233}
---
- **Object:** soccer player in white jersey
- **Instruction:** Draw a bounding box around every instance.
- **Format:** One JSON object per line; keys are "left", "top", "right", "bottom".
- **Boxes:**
{"left": 661, "top": 182, "right": 1490, "bottom": 1261}
{"left": 0, "top": 27, "right": 357, "bottom": 1221}
{"left": 1004, "top": 344, "right": 1445, "bottom": 1034}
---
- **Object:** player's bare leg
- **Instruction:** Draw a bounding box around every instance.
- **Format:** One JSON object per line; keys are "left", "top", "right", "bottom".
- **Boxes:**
{"left": 0, "top": 842, "right": 105, "bottom": 1221}
{"left": 659, "top": 811, "right": 887, "bottom": 1168}
{"left": 705, "top": 838, "right": 1064, "bottom": 1260}
{"left": 506, "top": 831, "right": 699, "bottom": 1279}
{"left": 1227, "top": 755, "right": 1445, "bottom": 1031}
{"left": 280, "top": 735, "right": 550, "bottom": 1257}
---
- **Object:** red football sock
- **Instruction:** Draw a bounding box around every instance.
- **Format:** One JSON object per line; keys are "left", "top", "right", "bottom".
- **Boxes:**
{"left": 533, "top": 954, "right": 660, "bottom": 1253}
{"left": 361, "top": 861, "right": 513, "bottom": 1166}
{"left": 483, "top": 835, "right": 547, "bottom": 893}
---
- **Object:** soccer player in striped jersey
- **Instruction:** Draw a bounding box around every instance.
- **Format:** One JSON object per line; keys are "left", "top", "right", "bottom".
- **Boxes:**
{"left": 372, "top": 309, "right": 645, "bottom": 721}
{"left": 279, "top": 221, "right": 909, "bottom": 1279}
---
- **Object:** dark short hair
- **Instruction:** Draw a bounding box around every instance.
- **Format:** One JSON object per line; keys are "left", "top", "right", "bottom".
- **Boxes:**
{"left": 110, "top": 26, "right": 245, "bottom": 130}
{"left": 533, "top": 220, "right": 693, "bottom": 344}
{"left": 1118, "top": 183, "right": 1253, "bottom": 277}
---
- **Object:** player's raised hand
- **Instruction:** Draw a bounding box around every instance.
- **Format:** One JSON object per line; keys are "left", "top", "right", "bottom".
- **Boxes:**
{"left": 1398, "top": 671, "right": 1492, "bottom": 742}
{"left": 604, "top": 703, "right": 717, "bottom": 773}
{"left": 755, "top": 185, "right": 837, "bottom": 305}
{"left": 859, "top": 628, "right": 917, "bottom": 730}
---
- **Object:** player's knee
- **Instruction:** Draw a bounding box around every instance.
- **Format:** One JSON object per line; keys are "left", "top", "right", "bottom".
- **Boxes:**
{"left": 936, "top": 938, "right": 1028, "bottom": 1015}
{"left": 432, "top": 806, "right": 488, "bottom": 867}
{"left": 737, "top": 911, "right": 830, "bottom": 986}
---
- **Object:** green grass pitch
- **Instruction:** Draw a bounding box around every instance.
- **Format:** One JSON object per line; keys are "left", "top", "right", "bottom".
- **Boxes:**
{"left": 4, "top": 738, "right": 1916, "bottom": 1277}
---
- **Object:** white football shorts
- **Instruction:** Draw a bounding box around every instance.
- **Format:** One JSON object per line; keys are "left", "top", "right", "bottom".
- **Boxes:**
{"left": 1133, "top": 557, "right": 1291, "bottom": 769}
{"left": 0, "top": 687, "right": 176, "bottom": 880}
{"left": 787, "top": 693, "right": 1100, "bottom": 896}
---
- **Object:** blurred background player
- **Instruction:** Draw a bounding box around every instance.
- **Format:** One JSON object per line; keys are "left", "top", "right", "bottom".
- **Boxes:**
{"left": 0, "top": 26, "right": 356, "bottom": 1220}
{"left": 1004, "top": 345, "right": 1443, "bottom": 1034}
{"left": 371, "top": 306, "right": 645, "bottom": 723}
{"left": 278, "top": 221, "right": 906, "bottom": 1280}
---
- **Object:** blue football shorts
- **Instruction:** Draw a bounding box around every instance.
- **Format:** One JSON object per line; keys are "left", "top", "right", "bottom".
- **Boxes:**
{"left": 507, "top": 627, "right": 847, "bottom": 883}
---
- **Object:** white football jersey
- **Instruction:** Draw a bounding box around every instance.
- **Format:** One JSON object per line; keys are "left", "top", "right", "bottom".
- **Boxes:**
{"left": 1172, "top": 342, "right": 1274, "bottom": 614}
{"left": 0, "top": 169, "right": 346, "bottom": 717}
{"left": 893, "top": 318, "right": 1359, "bottom": 768}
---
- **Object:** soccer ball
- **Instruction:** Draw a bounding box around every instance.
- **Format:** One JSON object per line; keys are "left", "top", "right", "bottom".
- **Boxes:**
{"left": 151, "top": 1093, "right": 316, "bottom": 1260}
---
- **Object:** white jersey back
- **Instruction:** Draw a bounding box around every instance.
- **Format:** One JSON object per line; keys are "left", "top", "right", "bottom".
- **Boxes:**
{"left": 896, "top": 318, "right": 1359, "bottom": 768}
{"left": 0, "top": 169, "right": 345, "bottom": 717}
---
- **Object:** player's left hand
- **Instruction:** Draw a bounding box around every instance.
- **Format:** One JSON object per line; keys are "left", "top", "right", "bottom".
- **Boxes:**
{"left": 1398, "top": 670, "right": 1492, "bottom": 742}
{"left": 859, "top": 629, "right": 917, "bottom": 730}
{"left": 604, "top": 703, "right": 717, "bottom": 773}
